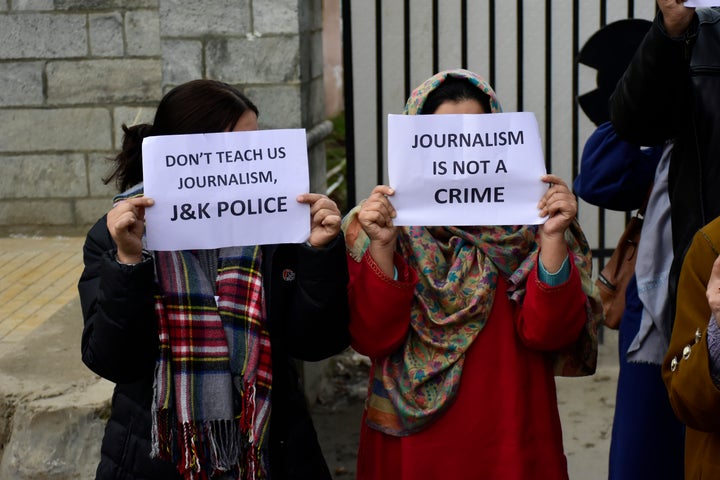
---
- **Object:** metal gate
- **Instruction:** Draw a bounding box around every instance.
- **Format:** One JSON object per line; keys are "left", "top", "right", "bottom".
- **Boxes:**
{"left": 341, "top": 0, "right": 658, "bottom": 267}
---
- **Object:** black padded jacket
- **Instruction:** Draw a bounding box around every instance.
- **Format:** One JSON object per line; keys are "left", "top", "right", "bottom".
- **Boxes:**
{"left": 78, "top": 216, "right": 350, "bottom": 479}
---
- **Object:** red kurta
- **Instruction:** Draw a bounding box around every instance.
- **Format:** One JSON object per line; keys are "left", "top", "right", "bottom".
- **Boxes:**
{"left": 348, "top": 251, "right": 588, "bottom": 480}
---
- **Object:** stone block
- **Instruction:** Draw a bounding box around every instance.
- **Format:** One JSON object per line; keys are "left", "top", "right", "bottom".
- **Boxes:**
{"left": 0, "top": 397, "right": 106, "bottom": 479}
{"left": 245, "top": 84, "right": 302, "bottom": 129}
{"left": 298, "top": 30, "right": 323, "bottom": 83}
{"left": 0, "top": 200, "right": 74, "bottom": 226}
{"left": 11, "top": 0, "right": 54, "bottom": 10}
{"left": 124, "top": 0, "right": 158, "bottom": 7}
{"left": 89, "top": 13, "right": 124, "bottom": 57}
{"left": 125, "top": 10, "right": 161, "bottom": 56}
{"left": 113, "top": 106, "right": 157, "bottom": 149}
{"left": 161, "top": 39, "right": 202, "bottom": 87}
{"left": 0, "top": 154, "right": 87, "bottom": 198}
{"left": 308, "top": 141, "right": 327, "bottom": 192}
{"left": 309, "top": 30, "right": 324, "bottom": 80}
{"left": 299, "top": 0, "right": 322, "bottom": 32}
{"left": 0, "top": 397, "right": 13, "bottom": 464}
{"left": 0, "top": 108, "right": 112, "bottom": 151}
{"left": 304, "top": 75, "right": 326, "bottom": 126}
{"left": 207, "top": 36, "right": 300, "bottom": 84}
{"left": 88, "top": 153, "right": 119, "bottom": 197}
{"left": 54, "top": 0, "right": 121, "bottom": 9}
{"left": 253, "top": 0, "right": 298, "bottom": 34}
{"left": 76, "top": 198, "right": 113, "bottom": 226}
{"left": 46, "top": 59, "right": 162, "bottom": 104}
{"left": 0, "top": 14, "right": 87, "bottom": 59}
{"left": 159, "top": 0, "right": 250, "bottom": 37}
{"left": 0, "top": 62, "right": 43, "bottom": 106}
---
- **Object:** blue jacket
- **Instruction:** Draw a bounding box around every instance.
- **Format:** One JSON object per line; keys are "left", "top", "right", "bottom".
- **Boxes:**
{"left": 574, "top": 121, "right": 662, "bottom": 212}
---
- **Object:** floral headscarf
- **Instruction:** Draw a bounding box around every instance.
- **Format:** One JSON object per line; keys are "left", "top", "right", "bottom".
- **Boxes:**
{"left": 403, "top": 68, "right": 502, "bottom": 115}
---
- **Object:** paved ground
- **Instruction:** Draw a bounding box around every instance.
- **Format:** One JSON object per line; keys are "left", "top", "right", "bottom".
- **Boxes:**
{"left": 0, "top": 233, "right": 620, "bottom": 479}
{"left": 0, "top": 235, "right": 85, "bottom": 347}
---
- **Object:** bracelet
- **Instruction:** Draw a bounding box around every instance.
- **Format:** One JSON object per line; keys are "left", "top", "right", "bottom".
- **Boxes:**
{"left": 304, "top": 240, "right": 326, "bottom": 250}
{"left": 115, "top": 249, "right": 151, "bottom": 266}
{"left": 115, "top": 254, "right": 142, "bottom": 266}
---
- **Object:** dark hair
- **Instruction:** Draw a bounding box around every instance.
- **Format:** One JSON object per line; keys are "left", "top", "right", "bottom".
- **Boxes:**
{"left": 105, "top": 79, "right": 259, "bottom": 192}
{"left": 420, "top": 77, "right": 491, "bottom": 115}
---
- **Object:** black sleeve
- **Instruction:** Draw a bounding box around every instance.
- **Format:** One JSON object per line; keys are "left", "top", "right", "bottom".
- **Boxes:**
{"left": 609, "top": 12, "right": 696, "bottom": 146}
{"left": 77, "top": 216, "right": 159, "bottom": 383}
{"left": 269, "top": 236, "right": 351, "bottom": 362}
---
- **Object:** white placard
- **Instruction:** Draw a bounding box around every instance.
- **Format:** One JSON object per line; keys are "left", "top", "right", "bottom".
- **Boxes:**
{"left": 387, "top": 112, "right": 548, "bottom": 226}
{"left": 142, "top": 129, "right": 310, "bottom": 251}
{"left": 684, "top": 1, "right": 719, "bottom": 7}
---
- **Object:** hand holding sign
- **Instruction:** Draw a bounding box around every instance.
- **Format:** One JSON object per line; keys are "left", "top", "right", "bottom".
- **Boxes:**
{"left": 297, "top": 193, "right": 343, "bottom": 247}
{"left": 108, "top": 196, "right": 155, "bottom": 263}
{"left": 658, "top": 0, "right": 696, "bottom": 36}
{"left": 357, "top": 185, "right": 399, "bottom": 277}
{"left": 538, "top": 175, "right": 577, "bottom": 237}
{"left": 537, "top": 174, "right": 578, "bottom": 273}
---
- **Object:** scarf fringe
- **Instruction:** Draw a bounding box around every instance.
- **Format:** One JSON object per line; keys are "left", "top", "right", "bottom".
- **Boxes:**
{"left": 151, "top": 410, "right": 268, "bottom": 479}
{"left": 151, "top": 407, "right": 172, "bottom": 460}
{"left": 175, "top": 419, "right": 253, "bottom": 479}
{"left": 206, "top": 419, "right": 241, "bottom": 472}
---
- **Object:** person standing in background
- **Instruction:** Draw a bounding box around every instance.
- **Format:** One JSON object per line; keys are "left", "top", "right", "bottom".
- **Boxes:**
{"left": 611, "top": 4, "right": 720, "bottom": 477}
{"left": 574, "top": 17, "right": 685, "bottom": 478}
{"left": 610, "top": 2, "right": 720, "bottom": 314}
{"left": 664, "top": 215, "right": 720, "bottom": 479}
{"left": 574, "top": 123, "right": 684, "bottom": 479}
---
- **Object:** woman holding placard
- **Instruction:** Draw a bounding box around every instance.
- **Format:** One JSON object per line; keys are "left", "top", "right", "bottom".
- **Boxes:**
{"left": 342, "top": 69, "right": 601, "bottom": 479}
{"left": 78, "top": 79, "right": 350, "bottom": 480}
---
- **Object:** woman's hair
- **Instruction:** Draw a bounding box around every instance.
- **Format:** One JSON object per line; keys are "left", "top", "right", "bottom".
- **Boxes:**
{"left": 420, "top": 77, "right": 491, "bottom": 115}
{"left": 105, "top": 79, "right": 259, "bottom": 192}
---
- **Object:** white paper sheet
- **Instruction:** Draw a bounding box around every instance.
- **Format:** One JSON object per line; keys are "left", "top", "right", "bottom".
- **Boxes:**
{"left": 684, "top": 1, "right": 719, "bottom": 7}
{"left": 141, "top": 129, "right": 310, "bottom": 250}
{"left": 387, "top": 112, "right": 548, "bottom": 226}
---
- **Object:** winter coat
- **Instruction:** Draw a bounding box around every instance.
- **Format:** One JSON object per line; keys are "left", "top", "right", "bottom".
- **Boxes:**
{"left": 78, "top": 216, "right": 350, "bottom": 479}
{"left": 610, "top": 8, "right": 720, "bottom": 309}
{"left": 663, "top": 216, "right": 720, "bottom": 479}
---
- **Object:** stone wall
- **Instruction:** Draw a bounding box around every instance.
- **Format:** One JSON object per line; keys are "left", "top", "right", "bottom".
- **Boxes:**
{"left": 0, "top": 2, "right": 337, "bottom": 476}
{"left": 0, "top": 0, "right": 331, "bottom": 234}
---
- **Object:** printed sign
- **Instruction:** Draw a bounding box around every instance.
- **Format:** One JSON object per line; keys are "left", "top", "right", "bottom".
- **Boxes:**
{"left": 142, "top": 129, "right": 310, "bottom": 250}
{"left": 684, "top": 1, "right": 719, "bottom": 7}
{"left": 387, "top": 112, "right": 548, "bottom": 226}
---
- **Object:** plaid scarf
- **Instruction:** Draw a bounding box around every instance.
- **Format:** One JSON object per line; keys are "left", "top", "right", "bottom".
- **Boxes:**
{"left": 113, "top": 185, "right": 272, "bottom": 479}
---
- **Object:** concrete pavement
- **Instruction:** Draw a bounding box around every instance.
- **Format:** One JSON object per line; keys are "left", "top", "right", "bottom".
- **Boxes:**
{"left": 0, "top": 234, "right": 111, "bottom": 479}
{"left": 0, "top": 236, "right": 85, "bottom": 346}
